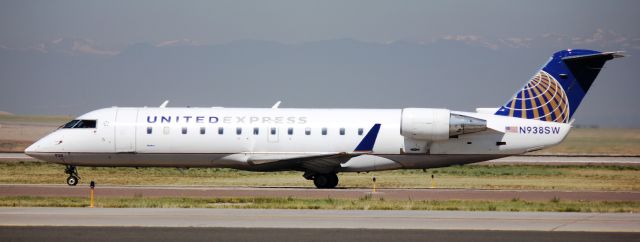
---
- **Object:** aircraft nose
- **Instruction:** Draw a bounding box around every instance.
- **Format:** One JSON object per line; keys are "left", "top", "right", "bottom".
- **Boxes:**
{"left": 24, "top": 141, "right": 40, "bottom": 155}
{"left": 23, "top": 135, "right": 64, "bottom": 163}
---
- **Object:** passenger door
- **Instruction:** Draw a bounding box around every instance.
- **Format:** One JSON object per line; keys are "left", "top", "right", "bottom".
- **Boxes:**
{"left": 268, "top": 127, "right": 279, "bottom": 143}
{"left": 115, "top": 108, "right": 138, "bottom": 152}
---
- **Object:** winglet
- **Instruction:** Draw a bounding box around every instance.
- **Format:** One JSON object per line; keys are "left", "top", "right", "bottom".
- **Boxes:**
{"left": 354, "top": 124, "right": 381, "bottom": 152}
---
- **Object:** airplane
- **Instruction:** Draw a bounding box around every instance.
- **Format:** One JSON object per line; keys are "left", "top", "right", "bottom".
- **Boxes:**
{"left": 25, "top": 49, "right": 623, "bottom": 188}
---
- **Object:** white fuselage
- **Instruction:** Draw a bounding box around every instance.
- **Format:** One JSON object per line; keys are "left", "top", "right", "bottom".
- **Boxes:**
{"left": 26, "top": 107, "right": 571, "bottom": 173}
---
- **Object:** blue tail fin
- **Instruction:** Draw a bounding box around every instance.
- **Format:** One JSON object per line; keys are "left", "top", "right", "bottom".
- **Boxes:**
{"left": 494, "top": 49, "right": 623, "bottom": 123}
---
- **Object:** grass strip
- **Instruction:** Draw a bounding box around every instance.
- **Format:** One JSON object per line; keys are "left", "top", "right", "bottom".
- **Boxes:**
{"left": 2, "top": 161, "right": 638, "bottom": 191}
{"left": 1, "top": 196, "right": 638, "bottom": 213}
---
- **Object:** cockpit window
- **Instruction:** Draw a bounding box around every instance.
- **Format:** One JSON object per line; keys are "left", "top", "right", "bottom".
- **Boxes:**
{"left": 61, "top": 119, "right": 97, "bottom": 129}
{"left": 75, "top": 120, "right": 97, "bottom": 128}
{"left": 62, "top": 120, "right": 80, "bottom": 128}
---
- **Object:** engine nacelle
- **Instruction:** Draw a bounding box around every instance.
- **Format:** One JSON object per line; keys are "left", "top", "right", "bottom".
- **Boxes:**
{"left": 401, "top": 108, "right": 487, "bottom": 141}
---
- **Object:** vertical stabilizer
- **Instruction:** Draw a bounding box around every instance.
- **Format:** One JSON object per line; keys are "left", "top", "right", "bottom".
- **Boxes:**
{"left": 494, "top": 49, "right": 623, "bottom": 123}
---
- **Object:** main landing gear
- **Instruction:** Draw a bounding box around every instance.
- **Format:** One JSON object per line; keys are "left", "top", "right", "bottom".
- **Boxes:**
{"left": 304, "top": 172, "right": 339, "bottom": 189}
{"left": 65, "top": 165, "right": 80, "bottom": 186}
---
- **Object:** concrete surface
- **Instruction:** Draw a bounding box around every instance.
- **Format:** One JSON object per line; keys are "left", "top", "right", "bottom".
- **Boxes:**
{"left": 1, "top": 226, "right": 637, "bottom": 242}
{"left": 1, "top": 184, "right": 638, "bottom": 201}
{"left": 1, "top": 208, "right": 639, "bottom": 232}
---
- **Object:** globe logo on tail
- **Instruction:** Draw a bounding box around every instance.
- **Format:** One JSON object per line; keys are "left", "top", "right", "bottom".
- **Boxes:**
{"left": 501, "top": 71, "right": 569, "bottom": 123}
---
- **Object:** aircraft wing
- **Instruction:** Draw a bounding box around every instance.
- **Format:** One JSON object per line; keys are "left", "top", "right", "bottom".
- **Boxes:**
{"left": 246, "top": 152, "right": 354, "bottom": 174}
{"left": 243, "top": 123, "right": 382, "bottom": 173}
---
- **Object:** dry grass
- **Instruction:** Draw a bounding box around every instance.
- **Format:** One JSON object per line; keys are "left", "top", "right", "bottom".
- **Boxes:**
{"left": 0, "top": 114, "right": 72, "bottom": 124}
{"left": 1, "top": 161, "right": 638, "bottom": 191}
{"left": 1, "top": 196, "right": 638, "bottom": 213}
{"left": 0, "top": 140, "right": 34, "bottom": 152}
{"left": 531, "top": 128, "right": 640, "bottom": 155}
{"left": 0, "top": 114, "right": 69, "bottom": 151}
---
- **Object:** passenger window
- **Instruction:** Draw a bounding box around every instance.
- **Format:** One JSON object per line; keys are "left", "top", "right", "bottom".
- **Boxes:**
{"left": 358, "top": 128, "right": 364, "bottom": 135}
{"left": 253, "top": 127, "right": 259, "bottom": 135}
{"left": 200, "top": 127, "right": 206, "bottom": 135}
{"left": 322, "top": 127, "right": 327, "bottom": 135}
{"left": 236, "top": 127, "right": 242, "bottom": 135}
{"left": 163, "top": 127, "right": 170, "bottom": 135}
{"left": 288, "top": 127, "right": 293, "bottom": 135}
{"left": 305, "top": 127, "right": 311, "bottom": 135}
{"left": 182, "top": 127, "right": 187, "bottom": 134}
{"left": 218, "top": 127, "right": 224, "bottom": 135}
{"left": 271, "top": 127, "right": 276, "bottom": 135}
{"left": 146, "top": 127, "right": 152, "bottom": 134}
{"left": 339, "top": 128, "right": 345, "bottom": 135}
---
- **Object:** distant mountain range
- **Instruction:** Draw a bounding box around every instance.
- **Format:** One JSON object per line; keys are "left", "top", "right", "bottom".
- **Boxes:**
{"left": 1, "top": 31, "right": 638, "bottom": 127}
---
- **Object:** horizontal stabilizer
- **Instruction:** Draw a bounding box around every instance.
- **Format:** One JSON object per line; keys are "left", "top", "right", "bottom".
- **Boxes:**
{"left": 476, "top": 108, "right": 499, "bottom": 114}
{"left": 562, "top": 51, "right": 625, "bottom": 61}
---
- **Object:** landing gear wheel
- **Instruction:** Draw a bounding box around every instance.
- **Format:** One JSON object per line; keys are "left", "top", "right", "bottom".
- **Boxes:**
{"left": 66, "top": 176, "right": 79, "bottom": 186}
{"left": 64, "top": 165, "right": 80, "bottom": 186}
{"left": 313, "top": 173, "right": 338, "bottom": 189}
{"left": 327, "top": 173, "right": 339, "bottom": 188}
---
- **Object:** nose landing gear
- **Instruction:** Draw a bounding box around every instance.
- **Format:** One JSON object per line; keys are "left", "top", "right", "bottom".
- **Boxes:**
{"left": 64, "top": 165, "right": 80, "bottom": 186}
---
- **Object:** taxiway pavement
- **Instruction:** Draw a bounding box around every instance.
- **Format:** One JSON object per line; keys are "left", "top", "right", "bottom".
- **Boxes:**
{"left": 0, "top": 226, "right": 640, "bottom": 242}
{"left": 2, "top": 184, "right": 639, "bottom": 201}
{"left": 1, "top": 208, "right": 639, "bottom": 232}
{"left": 2, "top": 226, "right": 636, "bottom": 242}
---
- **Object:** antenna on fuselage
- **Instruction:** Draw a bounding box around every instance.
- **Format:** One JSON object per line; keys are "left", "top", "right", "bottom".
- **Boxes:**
{"left": 159, "top": 100, "right": 170, "bottom": 108}
{"left": 271, "top": 101, "right": 282, "bottom": 109}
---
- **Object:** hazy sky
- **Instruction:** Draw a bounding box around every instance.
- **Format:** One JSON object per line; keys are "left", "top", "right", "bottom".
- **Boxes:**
{"left": 1, "top": 0, "right": 639, "bottom": 48}
{"left": 0, "top": 1, "right": 638, "bottom": 127}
